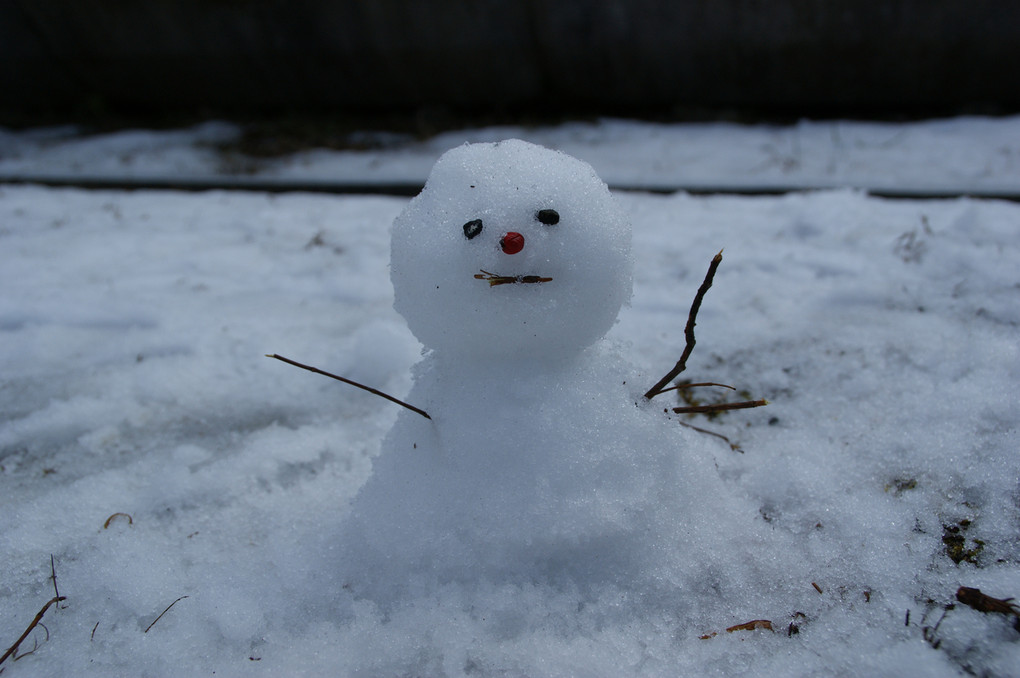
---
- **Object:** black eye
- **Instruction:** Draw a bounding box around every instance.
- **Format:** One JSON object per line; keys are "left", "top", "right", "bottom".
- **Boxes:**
{"left": 537, "top": 209, "right": 560, "bottom": 225}
{"left": 463, "top": 219, "right": 483, "bottom": 240}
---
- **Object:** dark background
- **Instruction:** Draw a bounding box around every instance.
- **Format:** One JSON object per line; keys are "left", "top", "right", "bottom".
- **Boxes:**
{"left": 2, "top": 0, "right": 1018, "bottom": 131}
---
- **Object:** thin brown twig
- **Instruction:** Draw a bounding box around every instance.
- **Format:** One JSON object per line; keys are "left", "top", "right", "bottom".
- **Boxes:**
{"left": 474, "top": 270, "right": 552, "bottom": 286}
{"left": 49, "top": 555, "right": 61, "bottom": 606}
{"left": 144, "top": 596, "right": 189, "bottom": 634}
{"left": 645, "top": 250, "right": 724, "bottom": 399}
{"left": 672, "top": 399, "right": 769, "bottom": 414}
{"left": 0, "top": 596, "right": 66, "bottom": 668}
{"left": 656, "top": 382, "right": 736, "bottom": 395}
{"left": 266, "top": 354, "right": 431, "bottom": 420}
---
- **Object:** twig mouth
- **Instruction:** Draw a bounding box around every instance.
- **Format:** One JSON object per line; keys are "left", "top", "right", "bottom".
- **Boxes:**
{"left": 474, "top": 269, "right": 553, "bottom": 286}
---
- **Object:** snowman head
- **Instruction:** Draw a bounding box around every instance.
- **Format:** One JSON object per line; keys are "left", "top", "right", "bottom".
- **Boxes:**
{"left": 391, "top": 139, "right": 632, "bottom": 361}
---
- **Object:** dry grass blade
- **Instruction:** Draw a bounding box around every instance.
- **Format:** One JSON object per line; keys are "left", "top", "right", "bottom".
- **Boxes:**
{"left": 103, "top": 512, "right": 133, "bottom": 528}
{"left": 144, "top": 596, "right": 190, "bottom": 634}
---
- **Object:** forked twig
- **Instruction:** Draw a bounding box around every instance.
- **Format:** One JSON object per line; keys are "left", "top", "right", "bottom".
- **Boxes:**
{"left": 645, "top": 250, "right": 723, "bottom": 399}
{"left": 266, "top": 353, "right": 431, "bottom": 420}
{"left": 0, "top": 596, "right": 66, "bottom": 668}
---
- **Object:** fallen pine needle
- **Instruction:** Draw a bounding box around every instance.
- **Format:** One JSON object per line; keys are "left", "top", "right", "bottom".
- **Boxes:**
{"left": 144, "top": 596, "right": 189, "bottom": 633}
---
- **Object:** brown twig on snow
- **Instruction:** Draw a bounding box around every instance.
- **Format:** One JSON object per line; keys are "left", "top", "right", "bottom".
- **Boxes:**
{"left": 656, "top": 382, "right": 736, "bottom": 395}
{"left": 266, "top": 353, "right": 431, "bottom": 420}
{"left": 0, "top": 596, "right": 66, "bottom": 668}
{"left": 956, "top": 587, "right": 1019, "bottom": 617}
{"left": 672, "top": 399, "right": 770, "bottom": 415}
{"left": 49, "top": 555, "right": 61, "bottom": 607}
{"left": 644, "top": 250, "right": 723, "bottom": 399}
{"left": 144, "top": 596, "right": 189, "bottom": 634}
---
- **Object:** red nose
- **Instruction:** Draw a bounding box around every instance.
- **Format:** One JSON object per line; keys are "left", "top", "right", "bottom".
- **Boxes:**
{"left": 500, "top": 232, "right": 525, "bottom": 255}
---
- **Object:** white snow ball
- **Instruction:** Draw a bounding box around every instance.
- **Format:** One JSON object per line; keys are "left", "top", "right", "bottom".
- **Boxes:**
{"left": 391, "top": 139, "right": 632, "bottom": 361}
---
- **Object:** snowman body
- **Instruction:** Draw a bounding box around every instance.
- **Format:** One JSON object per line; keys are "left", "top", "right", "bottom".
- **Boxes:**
{"left": 341, "top": 140, "right": 719, "bottom": 602}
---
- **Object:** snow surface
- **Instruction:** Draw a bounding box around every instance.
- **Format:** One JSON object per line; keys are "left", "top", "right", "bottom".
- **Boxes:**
{"left": 2, "top": 116, "right": 1019, "bottom": 195}
{"left": 1, "top": 118, "right": 1019, "bottom": 676}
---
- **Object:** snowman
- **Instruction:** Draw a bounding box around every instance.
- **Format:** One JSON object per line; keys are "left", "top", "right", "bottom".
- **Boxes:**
{"left": 339, "top": 140, "right": 752, "bottom": 605}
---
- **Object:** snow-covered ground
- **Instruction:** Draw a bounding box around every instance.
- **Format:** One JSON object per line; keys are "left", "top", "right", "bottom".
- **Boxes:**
{"left": 1, "top": 116, "right": 1019, "bottom": 196}
{"left": 1, "top": 118, "right": 1018, "bottom": 676}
